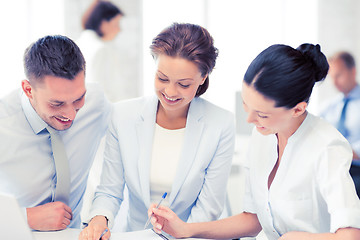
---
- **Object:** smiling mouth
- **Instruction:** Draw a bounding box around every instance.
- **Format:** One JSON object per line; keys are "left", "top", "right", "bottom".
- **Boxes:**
{"left": 54, "top": 116, "right": 72, "bottom": 123}
{"left": 162, "top": 93, "right": 181, "bottom": 102}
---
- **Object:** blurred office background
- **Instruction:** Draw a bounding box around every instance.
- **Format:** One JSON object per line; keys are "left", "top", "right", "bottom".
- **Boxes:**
{"left": 1, "top": 0, "right": 360, "bottom": 239}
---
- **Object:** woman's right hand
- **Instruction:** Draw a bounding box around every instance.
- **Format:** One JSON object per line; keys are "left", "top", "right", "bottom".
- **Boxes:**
{"left": 148, "top": 204, "right": 189, "bottom": 239}
{"left": 78, "top": 215, "right": 110, "bottom": 240}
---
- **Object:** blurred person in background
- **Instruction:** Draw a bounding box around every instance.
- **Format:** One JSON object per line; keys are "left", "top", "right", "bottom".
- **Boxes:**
{"left": 77, "top": 0, "right": 135, "bottom": 102}
{"left": 320, "top": 51, "right": 360, "bottom": 198}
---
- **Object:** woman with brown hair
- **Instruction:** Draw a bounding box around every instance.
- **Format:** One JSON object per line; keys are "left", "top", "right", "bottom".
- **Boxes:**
{"left": 79, "top": 23, "right": 235, "bottom": 240}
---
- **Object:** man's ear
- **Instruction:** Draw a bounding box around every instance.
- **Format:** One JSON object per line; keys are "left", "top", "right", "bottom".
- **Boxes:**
{"left": 351, "top": 67, "right": 357, "bottom": 80}
{"left": 292, "top": 102, "right": 307, "bottom": 117}
{"left": 21, "top": 80, "right": 34, "bottom": 99}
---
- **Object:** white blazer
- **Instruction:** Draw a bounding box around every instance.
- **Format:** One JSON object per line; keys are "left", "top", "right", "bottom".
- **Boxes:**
{"left": 89, "top": 95, "right": 235, "bottom": 231}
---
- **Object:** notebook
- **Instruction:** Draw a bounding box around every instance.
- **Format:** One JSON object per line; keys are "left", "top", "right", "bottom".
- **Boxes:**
{"left": 0, "top": 193, "right": 34, "bottom": 240}
{"left": 0, "top": 192, "right": 169, "bottom": 240}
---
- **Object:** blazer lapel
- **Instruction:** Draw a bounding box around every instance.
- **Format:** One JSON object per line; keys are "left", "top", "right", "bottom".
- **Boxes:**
{"left": 136, "top": 96, "right": 158, "bottom": 207}
{"left": 169, "top": 98, "right": 204, "bottom": 205}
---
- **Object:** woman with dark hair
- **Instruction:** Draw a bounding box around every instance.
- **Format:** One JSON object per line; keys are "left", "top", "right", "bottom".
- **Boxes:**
{"left": 79, "top": 23, "right": 235, "bottom": 240}
{"left": 76, "top": 1, "right": 133, "bottom": 102}
{"left": 148, "top": 43, "right": 360, "bottom": 240}
{"left": 82, "top": 0, "right": 123, "bottom": 40}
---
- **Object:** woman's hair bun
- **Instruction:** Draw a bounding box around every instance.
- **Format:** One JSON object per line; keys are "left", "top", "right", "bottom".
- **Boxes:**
{"left": 297, "top": 43, "right": 329, "bottom": 83}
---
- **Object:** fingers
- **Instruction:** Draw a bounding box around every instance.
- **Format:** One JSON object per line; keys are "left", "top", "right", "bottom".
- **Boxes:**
{"left": 64, "top": 210, "right": 72, "bottom": 221}
{"left": 79, "top": 227, "right": 102, "bottom": 240}
{"left": 53, "top": 201, "right": 72, "bottom": 222}
{"left": 63, "top": 217, "right": 71, "bottom": 228}
{"left": 79, "top": 225, "right": 110, "bottom": 240}
{"left": 152, "top": 207, "right": 173, "bottom": 220}
{"left": 79, "top": 228, "right": 88, "bottom": 240}
{"left": 151, "top": 216, "right": 163, "bottom": 234}
{"left": 58, "top": 202, "right": 72, "bottom": 228}
{"left": 59, "top": 223, "right": 68, "bottom": 230}
{"left": 63, "top": 203, "right": 73, "bottom": 219}
{"left": 148, "top": 203, "right": 157, "bottom": 217}
{"left": 101, "top": 228, "right": 111, "bottom": 240}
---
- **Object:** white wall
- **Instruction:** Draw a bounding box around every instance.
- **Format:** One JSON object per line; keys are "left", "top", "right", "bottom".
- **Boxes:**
{"left": 0, "top": 0, "right": 66, "bottom": 97}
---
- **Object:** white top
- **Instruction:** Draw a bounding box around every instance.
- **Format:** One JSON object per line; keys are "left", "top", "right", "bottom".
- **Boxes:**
{"left": 243, "top": 113, "right": 360, "bottom": 240}
{"left": 88, "top": 96, "right": 235, "bottom": 231}
{"left": 76, "top": 30, "right": 136, "bottom": 102}
{"left": 150, "top": 124, "right": 185, "bottom": 206}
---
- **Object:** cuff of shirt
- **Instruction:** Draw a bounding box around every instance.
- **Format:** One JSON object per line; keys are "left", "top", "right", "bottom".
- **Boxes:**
{"left": 22, "top": 207, "right": 29, "bottom": 226}
{"left": 84, "top": 209, "right": 115, "bottom": 229}
{"left": 331, "top": 208, "right": 360, "bottom": 233}
{"left": 242, "top": 197, "right": 257, "bottom": 214}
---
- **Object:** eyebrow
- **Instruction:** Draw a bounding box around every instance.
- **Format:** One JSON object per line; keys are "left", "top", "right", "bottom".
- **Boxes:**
{"left": 74, "top": 91, "right": 86, "bottom": 102}
{"left": 242, "top": 100, "right": 270, "bottom": 115}
{"left": 255, "top": 110, "right": 270, "bottom": 115}
{"left": 49, "top": 91, "right": 86, "bottom": 104}
{"left": 157, "top": 70, "right": 194, "bottom": 81}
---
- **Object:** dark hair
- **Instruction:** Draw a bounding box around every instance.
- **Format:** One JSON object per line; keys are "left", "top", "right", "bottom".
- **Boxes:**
{"left": 244, "top": 43, "right": 329, "bottom": 108}
{"left": 150, "top": 23, "right": 218, "bottom": 97}
{"left": 329, "top": 51, "right": 356, "bottom": 69}
{"left": 84, "top": 1, "right": 123, "bottom": 37}
{"left": 23, "top": 35, "right": 86, "bottom": 85}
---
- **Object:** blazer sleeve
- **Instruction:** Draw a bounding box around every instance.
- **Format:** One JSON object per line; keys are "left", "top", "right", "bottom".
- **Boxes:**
{"left": 87, "top": 111, "right": 126, "bottom": 229}
{"left": 187, "top": 112, "right": 236, "bottom": 222}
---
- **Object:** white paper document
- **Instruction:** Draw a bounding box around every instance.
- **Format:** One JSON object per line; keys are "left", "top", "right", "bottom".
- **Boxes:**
{"left": 33, "top": 228, "right": 168, "bottom": 240}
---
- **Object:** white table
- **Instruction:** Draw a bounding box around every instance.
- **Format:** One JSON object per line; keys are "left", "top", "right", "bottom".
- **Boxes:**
{"left": 32, "top": 228, "right": 217, "bottom": 240}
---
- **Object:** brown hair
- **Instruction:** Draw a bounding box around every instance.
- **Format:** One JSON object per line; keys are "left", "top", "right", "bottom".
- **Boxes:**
{"left": 24, "top": 35, "right": 85, "bottom": 86}
{"left": 150, "top": 23, "right": 218, "bottom": 97}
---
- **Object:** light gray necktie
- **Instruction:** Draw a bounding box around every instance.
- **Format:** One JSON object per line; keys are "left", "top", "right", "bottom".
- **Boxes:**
{"left": 46, "top": 126, "right": 70, "bottom": 205}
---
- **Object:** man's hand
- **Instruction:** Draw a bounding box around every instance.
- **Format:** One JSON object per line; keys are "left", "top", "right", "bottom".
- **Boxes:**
{"left": 26, "top": 201, "right": 72, "bottom": 231}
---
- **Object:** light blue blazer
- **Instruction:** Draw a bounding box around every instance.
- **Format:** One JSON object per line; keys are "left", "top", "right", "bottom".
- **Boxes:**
{"left": 89, "top": 95, "right": 235, "bottom": 231}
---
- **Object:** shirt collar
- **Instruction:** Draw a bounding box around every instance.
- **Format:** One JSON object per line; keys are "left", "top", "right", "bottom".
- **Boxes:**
{"left": 345, "top": 84, "right": 360, "bottom": 100}
{"left": 21, "top": 92, "right": 48, "bottom": 134}
{"left": 287, "top": 112, "right": 312, "bottom": 144}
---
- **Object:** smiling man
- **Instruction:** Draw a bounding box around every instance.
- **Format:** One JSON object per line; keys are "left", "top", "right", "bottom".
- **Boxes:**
{"left": 0, "top": 35, "right": 112, "bottom": 231}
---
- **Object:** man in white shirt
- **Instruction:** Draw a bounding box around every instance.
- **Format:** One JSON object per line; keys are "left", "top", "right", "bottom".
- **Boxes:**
{"left": 0, "top": 35, "right": 111, "bottom": 230}
{"left": 320, "top": 51, "right": 360, "bottom": 197}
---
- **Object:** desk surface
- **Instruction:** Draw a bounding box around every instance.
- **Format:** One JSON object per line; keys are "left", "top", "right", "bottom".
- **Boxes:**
{"left": 32, "top": 228, "right": 215, "bottom": 240}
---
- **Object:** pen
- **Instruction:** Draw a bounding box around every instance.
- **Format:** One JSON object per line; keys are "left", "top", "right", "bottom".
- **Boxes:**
{"left": 144, "top": 192, "right": 167, "bottom": 229}
{"left": 99, "top": 228, "right": 108, "bottom": 239}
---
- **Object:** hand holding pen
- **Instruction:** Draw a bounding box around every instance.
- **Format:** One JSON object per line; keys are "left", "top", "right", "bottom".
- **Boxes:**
{"left": 144, "top": 192, "right": 167, "bottom": 229}
{"left": 78, "top": 215, "right": 110, "bottom": 240}
{"left": 147, "top": 201, "right": 188, "bottom": 238}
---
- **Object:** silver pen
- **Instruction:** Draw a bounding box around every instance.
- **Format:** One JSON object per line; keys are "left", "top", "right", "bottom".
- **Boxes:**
{"left": 144, "top": 192, "right": 167, "bottom": 229}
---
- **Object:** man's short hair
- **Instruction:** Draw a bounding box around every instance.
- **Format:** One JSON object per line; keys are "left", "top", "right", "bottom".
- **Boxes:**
{"left": 329, "top": 51, "right": 356, "bottom": 70}
{"left": 23, "top": 35, "right": 86, "bottom": 85}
